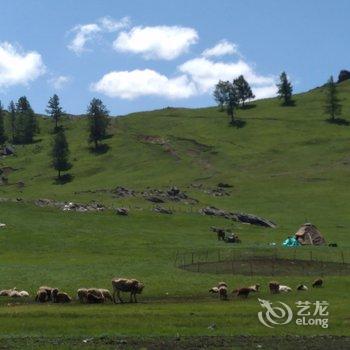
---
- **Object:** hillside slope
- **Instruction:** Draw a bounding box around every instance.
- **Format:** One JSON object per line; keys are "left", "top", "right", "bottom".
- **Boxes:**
{"left": 1, "top": 81, "right": 350, "bottom": 235}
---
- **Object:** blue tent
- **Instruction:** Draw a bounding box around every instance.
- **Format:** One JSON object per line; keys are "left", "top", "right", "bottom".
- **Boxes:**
{"left": 282, "top": 237, "right": 301, "bottom": 247}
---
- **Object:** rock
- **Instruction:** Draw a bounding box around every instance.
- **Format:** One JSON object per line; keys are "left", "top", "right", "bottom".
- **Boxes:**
{"left": 116, "top": 207, "right": 129, "bottom": 216}
{"left": 111, "top": 186, "right": 135, "bottom": 198}
{"left": 200, "top": 206, "right": 276, "bottom": 228}
{"left": 217, "top": 183, "right": 232, "bottom": 188}
{"left": 233, "top": 212, "right": 276, "bottom": 228}
{"left": 154, "top": 206, "right": 173, "bottom": 214}
{"left": 338, "top": 70, "right": 350, "bottom": 83}
{"left": 146, "top": 196, "right": 164, "bottom": 203}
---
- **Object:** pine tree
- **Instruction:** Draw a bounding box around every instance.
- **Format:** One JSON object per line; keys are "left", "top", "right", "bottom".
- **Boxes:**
{"left": 87, "top": 98, "right": 110, "bottom": 150}
{"left": 213, "top": 80, "right": 230, "bottom": 111}
{"left": 8, "top": 100, "right": 16, "bottom": 143}
{"left": 51, "top": 127, "right": 71, "bottom": 179}
{"left": 324, "top": 76, "right": 342, "bottom": 121}
{"left": 233, "top": 75, "right": 255, "bottom": 107}
{"left": 46, "top": 94, "right": 63, "bottom": 130}
{"left": 277, "top": 71, "right": 293, "bottom": 106}
{"left": 14, "top": 96, "right": 37, "bottom": 144}
{"left": 0, "top": 101, "right": 7, "bottom": 145}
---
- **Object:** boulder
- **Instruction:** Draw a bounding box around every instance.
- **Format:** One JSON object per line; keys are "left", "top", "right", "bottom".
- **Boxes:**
{"left": 154, "top": 206, "right": 173, "bottom": 214}
{"left": 116, "top": 207, "right": 129, "bottom": 216}
{"left": 338, "top": 70, "right": 350, "bottom": 83}
{"left": 200, "top": 206, "right": 276, "bottom": 228}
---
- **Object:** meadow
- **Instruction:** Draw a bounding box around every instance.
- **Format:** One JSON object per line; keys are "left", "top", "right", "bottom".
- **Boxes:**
{"left": 0, "top": 81, "right": 350, "bottom": 348}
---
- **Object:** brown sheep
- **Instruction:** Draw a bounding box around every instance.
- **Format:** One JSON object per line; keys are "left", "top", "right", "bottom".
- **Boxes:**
{"left": 35, "top": 289, "right": 48, "bottom": 303}
{"left": 99, "top": 288, "right": 113, "bottom": 302}
{"left": 312, "top": 278, "right": 323, "bottom": 288}
{"left": 218, "top": 286, "right": 228, "bottom": 300}
{"left": 233, "top": 287, "right": 254, "bottom": 298}
{"left": 52, "top": 288, "right": 71, "bottom": 303}
{"left": 77, "top": 288, "right": 88, "bottom": 303}
{"left": 39, "top": 286, "right": 55, "bottom": 301}
{"left": 269, "top": 281, "right": 280, "bottom": 294}
{"left": 86, "top": 292, "right": 105, "bottom": 304}
{"left": 111, "top": 278, "right": 145, "bottom": 303}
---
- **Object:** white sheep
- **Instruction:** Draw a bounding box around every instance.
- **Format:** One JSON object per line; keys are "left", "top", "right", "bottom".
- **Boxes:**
{"left": 279, "top": 285, "right": 292, "bottom": 292}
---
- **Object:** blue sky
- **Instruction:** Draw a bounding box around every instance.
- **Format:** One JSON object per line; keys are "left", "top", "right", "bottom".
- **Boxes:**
{"left": 0, "top": 0, "right": 349, "bottom": 115}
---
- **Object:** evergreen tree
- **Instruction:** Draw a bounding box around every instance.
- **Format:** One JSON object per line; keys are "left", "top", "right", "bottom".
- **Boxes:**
{"left": 51, "top": 127, "right": 71, "bottom": 179}
{"left": 233, "top": 75, "right": 255, "bottom": 107}
{"left": 324, "top": 75, "right": 342, "bottom": 121}
{"left": 14, "top": 96, "right": 37, "bottom": 144}
{"left": 0, "top": 101, "right": 7, "bottom": 145}
{"left": 213, "top": 80, "right": 230, "bottom": 111}
{"left": 8, "top": 100, "right": 16, "bottom": 143}
{"left": 277, "top": 71, "right": 293, "bottom": 106}
{"left": 87, "top": 98, "right": 110, "bottom": 150}
{"left": 46, "top": 94, "right": 63, "bottom": 130}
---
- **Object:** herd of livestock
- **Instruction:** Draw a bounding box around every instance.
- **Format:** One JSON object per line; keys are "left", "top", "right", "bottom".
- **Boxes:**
{"left": 0, "top": 277, "right": 324, "bottom": 304}
{"left": 0, "top": 278, "right": 145, "bottom": 304}
{"left": 209, "top": 278, "right": 324, "bottom": 300}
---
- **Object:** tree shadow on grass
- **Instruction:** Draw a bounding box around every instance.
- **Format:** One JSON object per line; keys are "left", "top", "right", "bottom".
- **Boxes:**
{"left": 54, "top": 173, "right": 74, "bottom": 185}
{"left": 89, "top": 143, "right": 110, "bottom": 155}
{"left": 326, "top": 118, "right": 349, "bottom": 126}
{"left": 241, "top": 103, "right": 256, "bottom": 110}
{"left": 281, "top": 100, "right": 296, "bottom": 107}
{"left": 229, "top": 119, "right": 247, "bottom": 129}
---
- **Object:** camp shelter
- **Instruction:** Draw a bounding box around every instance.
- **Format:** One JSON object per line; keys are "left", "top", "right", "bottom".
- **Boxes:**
{"left": 295, "top": 223, "right": 326, "bottom": 245}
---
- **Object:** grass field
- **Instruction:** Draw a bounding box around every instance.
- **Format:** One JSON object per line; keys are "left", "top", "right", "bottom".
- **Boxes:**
{"left": 0, "top": 81, "right": 350, "bottom": 349}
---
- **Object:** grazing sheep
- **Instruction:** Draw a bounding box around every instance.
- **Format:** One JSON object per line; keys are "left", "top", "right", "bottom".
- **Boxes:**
{"left": 52, "top": 288, "right": 71, "bottom": 303}
{"left": 217, "top": 282, "right": 228, "bottom": 288}
{"left": 297, "top": 284, "right": 308, "bottom": 291}
{"left": 77, "top": 288, "right": 88, "bottom": 303}
{"left": 218, "top": 286, "right": 228, "bottom": 300}
{"left": 209, "top": 287, "right": 219, "bottom": 294}
{"left": 279, "top": 285, "right": 292, "bottom": 293}
{"left": 9, "top": 290, "right": 29, "bottom": 298}
{"left": 87, "top": 288, "right": 104, "bottom": 299}
{"left": 233, "top": 287, "right": 254, "bottom": 298}
{"left": 312, "top": 278, "right": 323, "bottom": 288}
{"left": 99, "top": 288, "right": 113, "bottom": 302}
{"left": 39, "top": 286, "right": 55, "bottom": 301}
{"left": 269, "top": 281, "right": 280, "bottom": 294}
{"left": 0, "top": 288, "right": 16, "bottom": 297}
{"left": 111, "top": 278, "right": 145, "bottom": 303}
{"left": 248, "top": 284, "right": 260, "bottom": 292}
{"left": 86, "top": 292, "right": 105, "bottom": 304}
{"left": 35, "top": 289, "right": 48, "bottom": 303}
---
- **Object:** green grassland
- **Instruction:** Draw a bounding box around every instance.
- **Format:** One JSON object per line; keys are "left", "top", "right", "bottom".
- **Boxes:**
{"left": 0, "top": 81, "right": 350, "bottom": 348}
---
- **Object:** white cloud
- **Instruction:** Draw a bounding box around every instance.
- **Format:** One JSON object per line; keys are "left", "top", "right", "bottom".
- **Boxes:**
{"left": 68, "top": 17, "right": 129, "bottom": 54}
{"left": 91, "top": 69, "right": 196, "bottom": 99}
{"left": 0, "top": 42, "right": 45, "bottom": 88}
{"left": 202, "top": 40, "right": 238, "bottom": 57}
{"left": 253, "top": 85, "right": 278, "bottom": 99}
{"left": 113, "top": 25, "right": 198, "bottom": 60}
{"left": 99, "top": 16, "right": 130, "bottom": 32}
{"left": 179, "top": 57, "right": 276, "bottom": 98}
{"left": 68, "top": 23, "right": 101, "bottom": 54}
{"left": 49, "top": 75, "right": 71, "bottom": 90}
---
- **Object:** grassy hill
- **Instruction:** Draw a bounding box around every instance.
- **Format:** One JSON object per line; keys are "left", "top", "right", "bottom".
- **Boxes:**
{"left": 0, "top": 81, "right": 350, "bottom": 348}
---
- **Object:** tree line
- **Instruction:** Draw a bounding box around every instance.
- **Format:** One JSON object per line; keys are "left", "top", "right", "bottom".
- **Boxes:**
{"left": 213, "top": 72, "right": 344, "bottom": 124}
{"left": 0, "top": 95, "right": 110, "bottom": 180}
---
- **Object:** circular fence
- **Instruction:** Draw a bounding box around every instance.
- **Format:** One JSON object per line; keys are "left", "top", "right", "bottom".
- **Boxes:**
{"left": 175, "top": 247, "right": 350, "bottom": 276}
